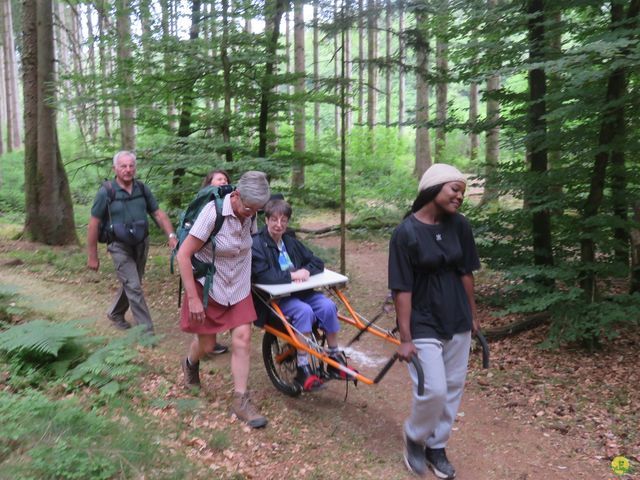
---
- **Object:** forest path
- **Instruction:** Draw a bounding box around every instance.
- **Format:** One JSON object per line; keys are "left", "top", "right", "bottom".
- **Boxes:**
{"left": 0, "top": 231, "right": 615, "bottom": 480}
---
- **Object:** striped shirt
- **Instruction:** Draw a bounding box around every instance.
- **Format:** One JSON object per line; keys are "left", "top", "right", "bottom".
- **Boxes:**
{"left": 189, "top": 195, "right": 257, "bottom": 306}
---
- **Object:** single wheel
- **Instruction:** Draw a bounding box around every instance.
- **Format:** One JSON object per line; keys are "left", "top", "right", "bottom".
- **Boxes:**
{"left": 262, "top": 332, "right": 302, "bottom": 397}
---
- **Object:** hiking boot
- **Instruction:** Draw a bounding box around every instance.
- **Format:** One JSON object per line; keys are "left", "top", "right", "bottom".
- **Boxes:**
{"left": 294, "top": 365, "right": 324, "bottom": 392}
{"left": 231, "top": 392, "right": 268, "bottom": 429}
{"left": 108, "top": 316, "right": 131, "bottom": 331}
{"left": 425, "top": 447, "right": 456, "bottom": 479}
{"left": 403, "top": 430, "right": 427, "bottom": 476}
{"left": 181, "top": 357, "right": 201, "bottom": 387}
{"left": 203, "top": 343, "right": 229, "bottom": 359}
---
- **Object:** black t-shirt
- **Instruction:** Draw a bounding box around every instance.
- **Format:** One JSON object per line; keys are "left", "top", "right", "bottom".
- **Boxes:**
{"left": 388, "top": 213, "right": 480, "bottom": 340}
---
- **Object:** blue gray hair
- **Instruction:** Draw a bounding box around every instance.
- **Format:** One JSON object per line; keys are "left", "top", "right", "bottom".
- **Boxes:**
{"left": 113, "top": 150, "right": 136, "bottom": 167}
{"left": 237, "top": 171, "right": 271, "bottom": 208}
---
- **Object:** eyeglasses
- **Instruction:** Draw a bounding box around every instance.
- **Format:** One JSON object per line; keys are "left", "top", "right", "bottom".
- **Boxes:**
{"left": 237, "top": 195, "right": 260, "bottom": 215}
{"left": 266, "top": 216, "right": 289, "bottom": 226}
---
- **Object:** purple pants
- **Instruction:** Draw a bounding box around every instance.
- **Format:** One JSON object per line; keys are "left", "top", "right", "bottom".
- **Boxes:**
{"left": 278, "top": 291, "right": 340, "bottom": 334}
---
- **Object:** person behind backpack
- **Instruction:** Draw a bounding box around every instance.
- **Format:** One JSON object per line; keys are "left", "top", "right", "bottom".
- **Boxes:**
{"left": 86, "top": 150, "right": 178, "bottom": 334}
{"left": 201, "top": 168, "right": 231, "bottom": 188}
{"left": 389, "top": 163, "right": 480, "bottom": 479}
{"left": 177, "top": 170, "right": 270, "bottom": 429}
{"left": 251, "top": 199, "right": 349, "bottom": 392}
{"left": 192, "top": 168, "right": 233, "bottom": 356}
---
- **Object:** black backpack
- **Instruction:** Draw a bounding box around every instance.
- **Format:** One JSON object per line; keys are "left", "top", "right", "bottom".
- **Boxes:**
{"left": 171, "top": 184, "right": 235, "bottom": 308}
{"left": 98, "top": 179, "right": 150, "bottom": 244}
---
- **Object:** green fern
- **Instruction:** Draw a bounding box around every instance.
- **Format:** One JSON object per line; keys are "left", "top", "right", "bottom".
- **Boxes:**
{"left": 69, "top": 327, "right": 147, "bottom": 394}
{"left": 0, "top": 320, "right": 86, "bottom": 357}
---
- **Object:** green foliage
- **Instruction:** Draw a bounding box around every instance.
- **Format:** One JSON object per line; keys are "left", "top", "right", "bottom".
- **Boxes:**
{"left": 0, "top": 150, "right": 25, "bottom": 222}
{"left": 542, "top": 294, "right": 640, "bottom": 350}
{"left": 0, "top": 318, "right": 150, "bottom": 395}
{"left": 0, "top": 389, "right": 192, "bottom": 479}
{"left": 5, "top": 247, "right": 87, "bottom": 276}
{"left": 0, "top": 319, "right": 86, "bottom": 358}
{"left": 68, "top": 326, "right": 151, "bottom": 396}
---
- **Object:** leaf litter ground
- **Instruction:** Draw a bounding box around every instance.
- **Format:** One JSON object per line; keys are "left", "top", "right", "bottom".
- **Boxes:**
{"left": 0, "top": 231, "right": 637, "bottom": 479}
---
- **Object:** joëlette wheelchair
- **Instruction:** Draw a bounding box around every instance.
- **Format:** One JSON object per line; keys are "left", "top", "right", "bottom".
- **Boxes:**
{"left": 253, "top": 269, "right": 490, "bottom": 398}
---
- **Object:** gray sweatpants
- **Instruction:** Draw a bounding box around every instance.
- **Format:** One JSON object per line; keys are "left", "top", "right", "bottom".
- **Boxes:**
{"left": 107, "top": 238, "right": 153, "bottom": 333}
{"left": 405, "top": 331, "right": 471, "bottom": 449}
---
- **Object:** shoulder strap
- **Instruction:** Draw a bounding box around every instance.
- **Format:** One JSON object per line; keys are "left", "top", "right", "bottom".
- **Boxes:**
{"left": 135, "top": 180, "right": 150, "bottom": 209}
{"left": 201, "top": 197, "right": 226, "bottom": 309}
{"left": 101, "top": 180, "right": 116, "bottom": 224}
{"left": 102, "top": 180, "right": 116, "bottom": 204}
{"left": 212, "top": 196, "right": 225, "bottom": 237}
{"left": 404, "top": 217, "right": 419, "bottom": 256}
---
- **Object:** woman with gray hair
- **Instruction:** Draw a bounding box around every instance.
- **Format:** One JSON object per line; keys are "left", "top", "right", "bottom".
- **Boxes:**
{"left": 177, "top": 170, "right": 270, "bottom": 429}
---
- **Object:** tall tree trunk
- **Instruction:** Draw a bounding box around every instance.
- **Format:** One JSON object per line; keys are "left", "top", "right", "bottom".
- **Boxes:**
{"left": 366, "top": 0, "right": 377, "bottom": 129}
{"left": 435, "top": 2, "right": 449, "bottom": 161}
{"left": 161, "top": 0, "right": 177, "bottom": 131}
{"left": 3, "top": 0, "right": 20, "bottom": 150}
{"left": 414, "top": 9, "right": 431, "bottom": 177}
{"left": 292, "top": 0, "right": 305, "bottom": 190}
{"left": 23, "top": 0, "right": 77, "bottom": 245}
{"left": 547, "top": 8, "right": 563, "bottom": 211}
{"left": 139, "top": 0, "right": 152, "bottom": 78}
{"left": 116, "top": 0, "right": 135, "bottom": 150}
{"left": 258, "top": 0, "right": 285, "bottom": 158}
{"left": 285, "top": 10, "right": 291, "bottom": 122}
{"left": 220, "top": 0, "right": 233, "bottom": 161}
{"left": 398, "top": 2, "right": 405, "bottom": 135}
{"left": 202, "top": 0, "right": 215, "bottom": 132}
{"left": 166, "top": 0, "right": 203, "bottom": 208}
{"left": 313, "top": 0, "right": 320, "bottom": 142}
{"left": 340, "top": 7, "right": 347, "bottom": 274}
{"left": 86, "top": 4, "right": 99, "bottom": 142}
{"left": 583, "top": 1, "right": 640, "bottom": 295}
{"left": 177, "top": 0, "right": 202, "bottom": 140}
{"left": 334, "top": 0, "right": 341, "bottom": 139}
{"left": 0, "top": 1, "right": 7, "bottom": 155}
{"left": 527, "top": 0, "right": 554, "bottom": 274}
{"left": 384, "top": 0, "right": 391, "bottom": 126}
{"left": 345, "top": 7, "right": 352, "bottom": 131}
{"left": 68, "top": 5, "right": 88, "bottom": 146}
{"left": 481, "top": 0, "right": 500, "bottom": 204}
{"left": 630, "top": 201, "right": 640, "bottom": 293}
{"left": 357, "top": 0, "right": 364, "bottom": 125}
{"left": 482, "top": 75, "right": 500, "bottom": 204}
{"left": 469, "top": 82, "right": 478, "bottom": 161}
{"left": 96, "top": 1, "right": 112, "bottom": 140}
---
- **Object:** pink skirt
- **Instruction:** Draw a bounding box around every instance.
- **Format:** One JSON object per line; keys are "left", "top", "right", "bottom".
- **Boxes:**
{"left": 180, "top": 282, "right": 257, "bottom": 335}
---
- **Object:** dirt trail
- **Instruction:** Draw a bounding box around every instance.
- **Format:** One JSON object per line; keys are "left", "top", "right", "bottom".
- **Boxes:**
{"left": 0, "top": 236, "right": 614, "bottom": 479}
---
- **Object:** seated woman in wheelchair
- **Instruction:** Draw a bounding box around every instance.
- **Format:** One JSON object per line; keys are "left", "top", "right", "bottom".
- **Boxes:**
{"left": 252, "top": 199, "right": 348, "bottom": 391}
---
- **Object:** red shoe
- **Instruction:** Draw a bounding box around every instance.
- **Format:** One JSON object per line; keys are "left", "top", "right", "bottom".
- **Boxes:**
{"left": 295, "top": 365, "right": 324, "bottom": 392}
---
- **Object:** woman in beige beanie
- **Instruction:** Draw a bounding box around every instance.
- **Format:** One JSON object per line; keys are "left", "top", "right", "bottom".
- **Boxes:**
{"left": 388, "top": 163, "right": 479, "bottom": 479}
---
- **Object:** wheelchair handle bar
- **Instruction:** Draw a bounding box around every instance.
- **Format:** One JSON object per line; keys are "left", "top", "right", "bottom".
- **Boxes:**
{"left": 475, "top": 331, "right": 490, "bottom": 369}
{"left": 373, "top": 353, "right": 424, "bottom": 396}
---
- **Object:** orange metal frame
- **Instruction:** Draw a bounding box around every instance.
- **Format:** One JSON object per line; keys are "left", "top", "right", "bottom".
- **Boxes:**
{"left": 261, "top": 285, "right": 400, "bottom": 387}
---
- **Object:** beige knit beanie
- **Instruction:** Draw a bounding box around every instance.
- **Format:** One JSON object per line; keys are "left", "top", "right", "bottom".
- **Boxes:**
{"left": 418, "top": 163, "right": 466, "bottom": 192}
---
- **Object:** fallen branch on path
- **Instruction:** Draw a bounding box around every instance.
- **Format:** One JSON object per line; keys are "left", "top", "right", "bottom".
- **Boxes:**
{"left": 296, "top": 220, "right": 399, "bottom": 235}
{"left": 483, "top": 312, "right": 549, "bottom": 341}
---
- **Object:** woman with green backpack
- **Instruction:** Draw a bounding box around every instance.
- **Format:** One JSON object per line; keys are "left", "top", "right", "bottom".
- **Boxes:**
{"left": 177, "top": 170, "right": 271, "bottom": 429}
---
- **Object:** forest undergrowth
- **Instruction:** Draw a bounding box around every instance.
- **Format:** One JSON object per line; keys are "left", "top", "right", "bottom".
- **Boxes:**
{"left": 0, "top": 232, "right": 637, "bottom": 479}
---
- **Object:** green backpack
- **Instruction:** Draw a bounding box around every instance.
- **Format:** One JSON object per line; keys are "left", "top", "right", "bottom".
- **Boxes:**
{"left": 171, "top": 184, "right": 235, "bottom": 308}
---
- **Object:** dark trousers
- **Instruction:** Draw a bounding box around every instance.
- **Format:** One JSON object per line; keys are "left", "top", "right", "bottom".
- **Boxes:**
{"left": 107, "top": 238, "right": 153, "bottom": 333}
